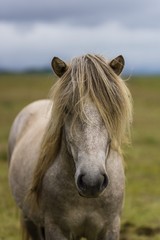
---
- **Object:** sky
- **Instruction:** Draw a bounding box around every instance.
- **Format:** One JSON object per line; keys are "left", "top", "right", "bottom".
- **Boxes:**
{"left": 0, "top": 0, "right": 160, "bottom": 74}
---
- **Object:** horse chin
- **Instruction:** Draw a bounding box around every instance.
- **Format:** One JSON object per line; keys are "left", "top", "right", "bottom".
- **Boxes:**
{"left": 78, "top": 190, "right": 101, "bottom": 199}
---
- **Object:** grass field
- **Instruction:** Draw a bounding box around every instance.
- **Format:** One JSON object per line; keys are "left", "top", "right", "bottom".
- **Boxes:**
{"left": 0, "top": 73, "right": 160, "bottom": 240}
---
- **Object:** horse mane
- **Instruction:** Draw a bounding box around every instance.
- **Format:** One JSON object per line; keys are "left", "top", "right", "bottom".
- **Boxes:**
{"left": 28, "top": 54, "right": 132, "bottom": 204}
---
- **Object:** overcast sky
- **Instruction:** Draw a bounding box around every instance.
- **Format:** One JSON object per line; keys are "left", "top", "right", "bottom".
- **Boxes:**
{"left": 0, "top": 0, "right": 160, "bottom": 73}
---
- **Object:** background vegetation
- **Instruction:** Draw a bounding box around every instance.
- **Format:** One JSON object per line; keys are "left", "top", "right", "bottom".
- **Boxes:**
{"left": 0, "top": 74, "right": 160, "bottom": 240}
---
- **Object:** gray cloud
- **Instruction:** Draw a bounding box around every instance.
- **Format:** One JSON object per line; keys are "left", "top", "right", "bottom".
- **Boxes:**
{"left": 0, "top": 21, "right": 160, "bottom": 73}
{"left": 0, "top": 0, "right": 160, "bottom": 73}
{"left": 1, "top": 0, "right": 160, "bottom": 29}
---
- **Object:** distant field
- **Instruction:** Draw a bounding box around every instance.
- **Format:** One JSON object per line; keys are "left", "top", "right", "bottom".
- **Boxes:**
{"left": 0, "top": 74, "right": 160, "bottom": 240}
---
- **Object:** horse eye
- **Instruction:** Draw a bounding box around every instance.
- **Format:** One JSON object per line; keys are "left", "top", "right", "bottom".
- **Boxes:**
{"left": 64, "top": 106, "right": 71, "bottom": 115}
{"left": 64, "top": 106, "right": 69, "bottom": 114}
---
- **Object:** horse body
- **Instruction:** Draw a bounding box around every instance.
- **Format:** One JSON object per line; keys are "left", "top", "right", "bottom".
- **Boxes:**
{"left": 8, "top": 100, "right": 52, "bottom": 221}
{"left": 8, "top": 54, "right": 132, "bottom": 240}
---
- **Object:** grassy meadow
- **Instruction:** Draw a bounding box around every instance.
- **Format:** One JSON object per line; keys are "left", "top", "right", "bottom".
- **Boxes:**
{"left": 0, "top": 73, "right": 160, "bottom": 240}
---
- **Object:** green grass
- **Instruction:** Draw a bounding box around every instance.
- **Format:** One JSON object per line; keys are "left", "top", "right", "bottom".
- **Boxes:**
{"left": 121, "top": 76, "right": 160, "bottom": 239}
{"left": 0, "top": 74, "right": 160, "bottom": 239}
{"left": 0, "top": 161, "right": 20, "bottom": 239}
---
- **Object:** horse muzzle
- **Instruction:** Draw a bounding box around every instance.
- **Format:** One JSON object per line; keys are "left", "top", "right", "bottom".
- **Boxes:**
{"left": 76, "top": 172, "right": 109, "bottom": 198}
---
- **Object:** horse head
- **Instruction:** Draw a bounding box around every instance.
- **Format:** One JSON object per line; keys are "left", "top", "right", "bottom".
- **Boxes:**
{"left": 64, "top": 99, "right": 110, "bottom": 197}
{"left": 51, "top": 54, "right": 126, "bottom": 198}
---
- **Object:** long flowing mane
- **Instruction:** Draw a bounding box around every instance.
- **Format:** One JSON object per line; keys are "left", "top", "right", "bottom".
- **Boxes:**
{"left": 28, "top": 54, "right": 132, "bottom": 203}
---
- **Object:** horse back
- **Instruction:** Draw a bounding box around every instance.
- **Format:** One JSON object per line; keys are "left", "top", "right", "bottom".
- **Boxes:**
{"left": 8, "top": 99, "right": 52, "bottom": 162}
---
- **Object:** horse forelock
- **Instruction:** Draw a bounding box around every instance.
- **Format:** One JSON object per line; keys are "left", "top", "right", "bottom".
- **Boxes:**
{"left": 51, "top": 54, "right": 132, "bottom": 146}
{"left": 28, "top": 54, "right": 132, "bottom": 205}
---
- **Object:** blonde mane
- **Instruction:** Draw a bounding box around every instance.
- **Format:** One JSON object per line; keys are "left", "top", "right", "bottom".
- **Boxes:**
{"left": 29, "top": 54, "right": 132, "bottom": 203}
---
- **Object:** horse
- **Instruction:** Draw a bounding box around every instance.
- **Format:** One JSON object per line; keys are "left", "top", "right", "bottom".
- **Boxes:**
{"left": 8, "top": 54, "right": 132, "bottom": 240}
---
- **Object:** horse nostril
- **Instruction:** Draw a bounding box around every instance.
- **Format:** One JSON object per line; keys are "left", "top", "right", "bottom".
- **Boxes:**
{"left": 77, "top": 174, "right": 87, "bottom": 191}
{"left": 101, "top": 173, "right": 109, "bottom": 190}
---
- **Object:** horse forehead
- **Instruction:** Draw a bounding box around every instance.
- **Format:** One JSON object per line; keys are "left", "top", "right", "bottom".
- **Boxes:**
{"left": 79, "top": 102, "right": 107, "bottom": 151}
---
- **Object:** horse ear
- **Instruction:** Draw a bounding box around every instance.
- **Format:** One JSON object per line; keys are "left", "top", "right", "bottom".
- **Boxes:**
{"left": 109, "top": 55, "right": 125, "bottom": 75}
{"left": 51, "top": 57, "right": 68, "bottom": 77}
